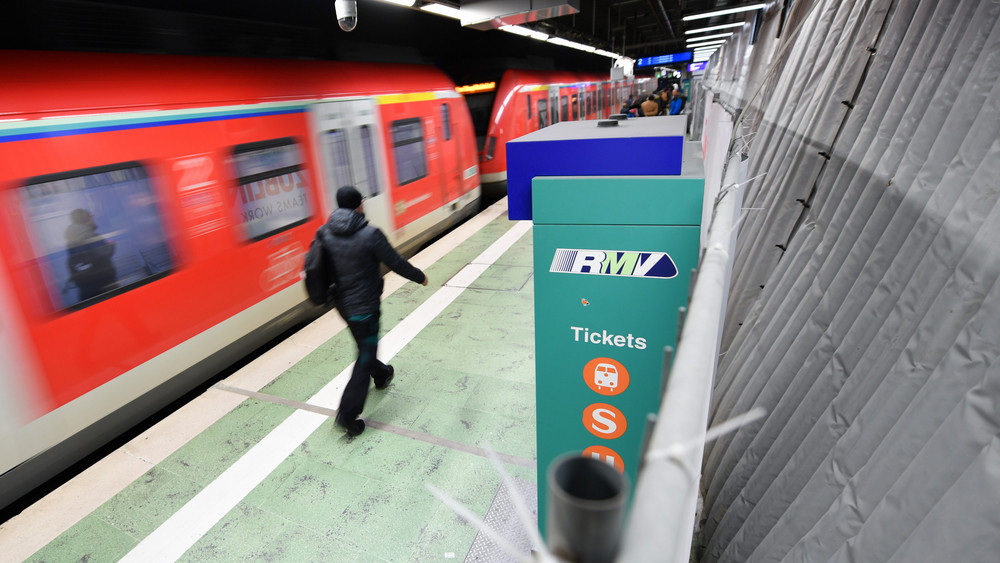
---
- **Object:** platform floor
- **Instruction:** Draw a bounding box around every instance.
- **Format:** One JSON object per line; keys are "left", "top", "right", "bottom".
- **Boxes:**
{"left": 2, "top": 198, "right": 540, "bottom": 562}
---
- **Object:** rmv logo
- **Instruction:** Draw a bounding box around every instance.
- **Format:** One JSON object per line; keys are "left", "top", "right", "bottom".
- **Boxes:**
{"left": 550, "top": 248, "right": 678, "bottom": 279}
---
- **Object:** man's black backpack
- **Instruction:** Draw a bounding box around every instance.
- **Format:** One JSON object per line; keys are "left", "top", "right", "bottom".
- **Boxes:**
{"left": 303, "top": 224, "right": 338, "bottom": 307}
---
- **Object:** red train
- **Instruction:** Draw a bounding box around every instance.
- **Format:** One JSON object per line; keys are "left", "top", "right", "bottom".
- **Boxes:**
{"left": 478, "top": 68, "right": 655, "bottom": 192}
{"left": 0, "top": 50, "right": 481, "bottom": 508}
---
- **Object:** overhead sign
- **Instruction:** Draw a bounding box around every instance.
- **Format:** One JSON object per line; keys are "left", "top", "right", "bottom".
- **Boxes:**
{"left": 636, "top": 52, "right": 692, "bottom": 67}
{"left": 688, "top": 61, "right": 708, "bottom": 73}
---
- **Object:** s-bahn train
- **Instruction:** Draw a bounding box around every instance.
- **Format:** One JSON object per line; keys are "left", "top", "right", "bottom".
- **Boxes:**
{"left": 0, "top": 50, "right": 481, "bottom": 509}
{"left": 477, "top": 68, "right": 655, "bottom": 195}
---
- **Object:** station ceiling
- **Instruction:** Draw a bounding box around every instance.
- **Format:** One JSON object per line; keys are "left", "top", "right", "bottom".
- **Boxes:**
{"left": 2, "top": 1, "right": 763, "bottom": 81}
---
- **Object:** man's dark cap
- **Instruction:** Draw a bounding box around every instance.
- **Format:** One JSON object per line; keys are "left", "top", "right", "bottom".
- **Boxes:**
{"left": 337, "top": 186, "right": 363, "bottom": 209}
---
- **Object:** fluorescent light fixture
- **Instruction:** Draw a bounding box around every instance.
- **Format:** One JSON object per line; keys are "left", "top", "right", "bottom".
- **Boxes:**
{"left": 500, "top": 25, "right": 549, "bottom": 41}
{"left": 684, "top": 32, "right": 734, "bottom": 42}
{"left": 420, "top": 3, "right": 462, "bottom": 19}
{"left": 547, "top": 36, "right": 597, "bottom": 52}
{"left": 693, "top": 52, "right": 715, "bottom": 62}
{"left": 685, "top": 22, "right": 745, "bottom": 35}
{"left": 683, "top": 3, "right": 766, "bottom": 21}
{"left": 376, "top": 0, "right": 416, "bottom": 6}
{"left": 693, "top": 48, "right": 719, "bottom": 55}
{"left": 686, "top": 39, "right": 728, "bottom": 49}
{"left": 594, "top": 49, "right": 619, "bottom": 58}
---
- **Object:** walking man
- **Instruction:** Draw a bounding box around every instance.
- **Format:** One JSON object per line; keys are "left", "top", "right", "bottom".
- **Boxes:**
{"left": 325, "top": 186, "right": 428, "bottom": 436}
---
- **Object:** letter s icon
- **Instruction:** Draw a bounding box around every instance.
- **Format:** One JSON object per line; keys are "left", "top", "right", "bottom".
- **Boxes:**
{"left": 583, "top": 403, "right": 627, "bottom": 440}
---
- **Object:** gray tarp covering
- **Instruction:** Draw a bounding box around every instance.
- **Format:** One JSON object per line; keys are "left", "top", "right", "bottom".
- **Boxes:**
{"left": 699, "top": 0, "right": 1000, "bottom": 561}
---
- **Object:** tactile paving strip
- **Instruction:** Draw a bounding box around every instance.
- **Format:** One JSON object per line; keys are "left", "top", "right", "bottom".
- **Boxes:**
{"left": 465, "top": 477, "right": 540, "bottom": 562}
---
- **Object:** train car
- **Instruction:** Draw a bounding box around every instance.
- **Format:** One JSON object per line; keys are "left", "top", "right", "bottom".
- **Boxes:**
{"left": 478, "top": 68, "right": 654, "bottom": 197}
{"left": 0, "top": 50, "right": 481, "bottom": 510}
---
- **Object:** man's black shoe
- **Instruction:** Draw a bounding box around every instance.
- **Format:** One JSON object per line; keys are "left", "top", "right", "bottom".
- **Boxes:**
{"left": 335, "top": 414, "right": 365, "bottom": 437}
{"left": 375, "top": 364, "right": 395, "bottom": 390}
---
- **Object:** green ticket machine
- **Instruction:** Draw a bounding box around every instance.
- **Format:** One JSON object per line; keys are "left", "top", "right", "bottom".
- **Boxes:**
{"left": 532, "top": 175, "right": 703, "bottom": 533}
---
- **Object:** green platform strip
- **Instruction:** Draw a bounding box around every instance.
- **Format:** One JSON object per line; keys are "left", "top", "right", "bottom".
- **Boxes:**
{"left": 28, "top": 212, "right": 538, "bottom": 563}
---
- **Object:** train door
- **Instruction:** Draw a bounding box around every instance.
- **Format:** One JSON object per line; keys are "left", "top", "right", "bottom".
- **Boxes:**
{"left": 434, "top": 100, "right": 462, "bottom": 203}
{"left": 310, "top": 99, "right": 391, "bottom": 232}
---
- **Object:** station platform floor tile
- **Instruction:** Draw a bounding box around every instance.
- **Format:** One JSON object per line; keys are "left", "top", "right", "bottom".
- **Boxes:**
{"left": 9, "top": 198, "right": 540, "bottom": 562}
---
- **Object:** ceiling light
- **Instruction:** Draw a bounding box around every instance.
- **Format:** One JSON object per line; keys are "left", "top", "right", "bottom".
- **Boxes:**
{"left": 420, "top": 3, "right": 462, "bottom": 19}
{"left": 686, "top": 39, "right": 728, "bottom": 49}
{"left": 547, "top": 37, "right": 597, "bottom": 53}
{"left": 500, "top": 25, "right": 549, "bottom": 41}
{"left": 376, "top": 0, "right": 416, "bottom": 6}
{"left": 685, "top": 22, "right": 745, "bottom": 35}
{"left": 684, "top": 32, "right": 734, "bottom": 42}
{"left": 683, "top": 3, "right": 766, "bottom": 22}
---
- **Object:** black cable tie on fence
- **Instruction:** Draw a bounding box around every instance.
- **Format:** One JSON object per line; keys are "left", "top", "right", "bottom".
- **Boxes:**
{"left": 867, "top": 46, "right": 877, "bottom": 53}
{"left": 818, "top": 151, "right": 831, "bottom": 160}
{"left": 841, "top": 100, "right": 855, "bottom": 109}
{"left": 776, "top": 244, "right": 787, "bottom": 251}
{"left": 796, "top": 198, "right": 810, "bottom": 208}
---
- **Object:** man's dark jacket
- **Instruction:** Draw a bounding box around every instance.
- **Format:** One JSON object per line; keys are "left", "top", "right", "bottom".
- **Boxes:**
{"left": 324, "top": 207, "right": 424, "bottom": 317}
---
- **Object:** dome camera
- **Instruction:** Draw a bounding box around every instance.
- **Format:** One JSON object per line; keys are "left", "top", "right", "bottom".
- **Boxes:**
{"left": 335, "top": 0, "right": 358, "bottom": 32}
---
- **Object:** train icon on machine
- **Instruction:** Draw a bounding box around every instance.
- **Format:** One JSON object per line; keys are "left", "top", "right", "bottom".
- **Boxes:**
{"left": 584, "top": 357, "right": 629, "bottom": 396}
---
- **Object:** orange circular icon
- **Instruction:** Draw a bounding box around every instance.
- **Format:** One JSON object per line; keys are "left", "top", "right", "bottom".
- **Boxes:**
{"left": 583, "top": 446, "right": 626, "bottom": 473}
{"left": 583, "top": 357, "right": 629, "bottom": 396}
{"left": 583, "top": 403, "right": 627, "bottom": 440}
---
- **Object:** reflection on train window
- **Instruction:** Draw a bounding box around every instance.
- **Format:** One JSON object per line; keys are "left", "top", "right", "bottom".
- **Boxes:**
{"left": 561, "top": 96, "right": 569, "bottom": 122}
{"left": 571, "top": 94, "right": 579, "bottom": 120}
{"left": 231, "top": 138, "right": 312, "bottom": 241}
{"left": 18, "top": 163, "right": 175, "bottom": 311}
{"left": 538, "top": 99, "right": 548, "bottom": 129}
{"left": 586, "top": 92, "right": 593, "bottom": 116}
{"left": 358, "top": 125, "right": 381, "bottom": 198}
{"left": 391, "top": 118, "right": 428, "bottom": 185}
{"left": 440, "top": 103, "right": 452, "bottom": 141}
{"left": 324, "top": 129, "right": 353, "bottom": 191}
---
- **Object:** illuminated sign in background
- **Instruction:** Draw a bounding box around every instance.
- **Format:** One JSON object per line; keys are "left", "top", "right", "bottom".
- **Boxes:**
{"left": 688, "top": 61, "right": 709, "bottom": 73}
{"left": 635, "top": 51, "right": 693, "bottom": 67}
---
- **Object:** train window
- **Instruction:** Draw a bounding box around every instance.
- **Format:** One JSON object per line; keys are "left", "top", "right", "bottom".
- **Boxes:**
{"left": 440, "top": 104, "right": 452, "bottom": 141}
{"left": 323, "top": 129, "right": 354, "bottom": 191}
{"left": 571, "top": 95, "right": 579, "bottom": 120}
{"left": 18, "top": 163, "right": 175, "bottom": 311}
{"left": 231, "top": 138, "right": 312, "bottom": 242}
{"left": 538, "top": 99, "right": 548, "bottom": 129}
{"left": 561, "top": 96, "right": 569, "bottom": 122}
{"left": 358, "top": 125, "right": 381, "bottom": 198}
{"left": 390, "top": 118, "right": 428, "bottom": 185}
{"left": 586, "top": 92, "right": 593, "bottom": 116}
{"left": 526, "top": 95, "right": 532, "bottom": 120}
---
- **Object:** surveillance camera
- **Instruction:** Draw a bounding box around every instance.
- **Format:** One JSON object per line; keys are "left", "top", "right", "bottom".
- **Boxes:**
{"left": 335, "top": 0, "right": 358, "bottom": 32}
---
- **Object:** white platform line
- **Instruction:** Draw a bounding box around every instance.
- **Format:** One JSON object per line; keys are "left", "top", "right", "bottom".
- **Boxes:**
{"left": 121, "top": 219, "right": 532, "bottom": 562}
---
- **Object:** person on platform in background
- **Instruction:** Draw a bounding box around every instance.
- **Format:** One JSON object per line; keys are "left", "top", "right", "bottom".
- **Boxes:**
{"left": 641, "top": 94, "right": 660, "bottom": 118}
{"left": 669, "top": 86, "right": 687, "bottom": 115}
{"left": 627, "top": 94, "right": 646, "bottom": 117}
{"left": 621, "top": 94, "right": 635, "bottom": 115}
{"left": 658, "top": 89, "right": 671, "bottom": 116}
{"left": 325, "top": 186, "right": 428, "bottom": 437}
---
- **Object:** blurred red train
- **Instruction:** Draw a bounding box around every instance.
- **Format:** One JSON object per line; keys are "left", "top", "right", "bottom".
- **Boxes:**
{"left": 0, "top": 51, "right": 481, "bottom": 509}
{"left": 477, "top": 68, "right": 654, "bottom": 195}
